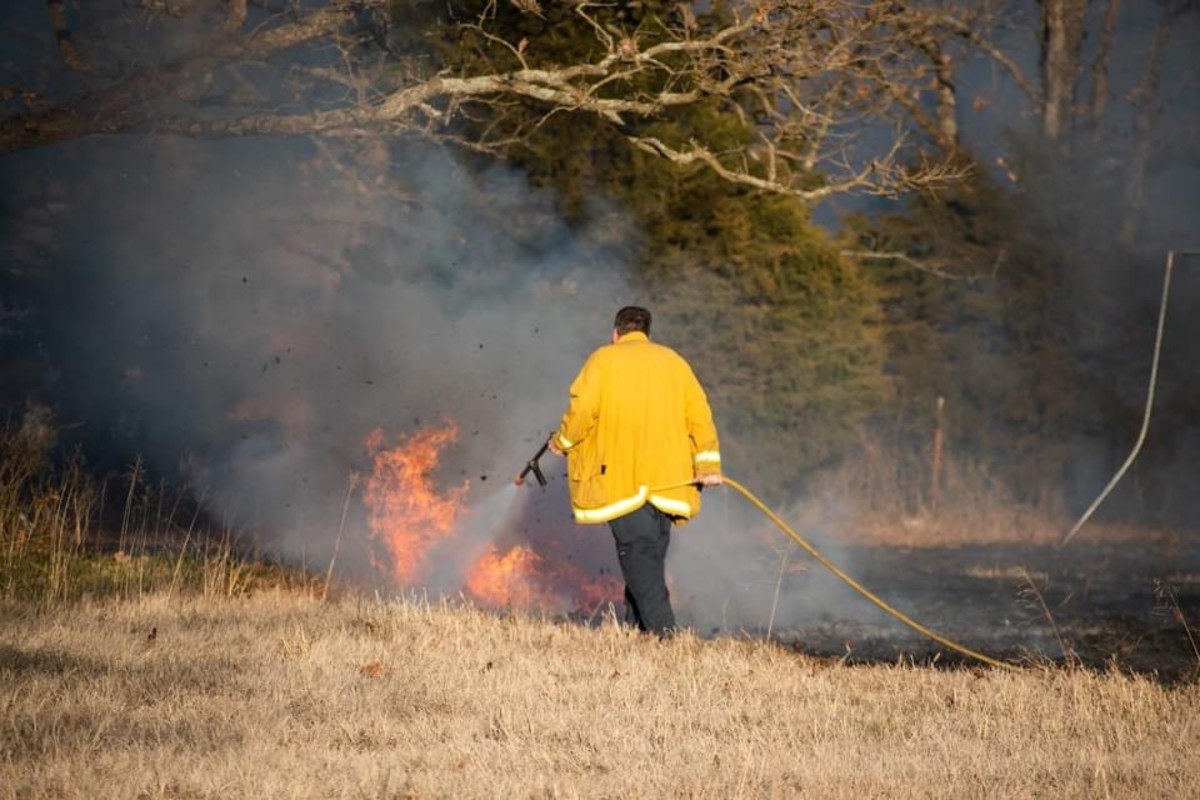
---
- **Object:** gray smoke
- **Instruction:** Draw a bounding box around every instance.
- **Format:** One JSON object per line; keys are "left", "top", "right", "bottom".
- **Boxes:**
{"left": 3, "top": 132, "right": 856, "bottom": 633}
{"left": 6, "top": 136, "right": 621, "bottom": 566}
{"left": 17, "top": 0, "right": 1198, "bottom": 648}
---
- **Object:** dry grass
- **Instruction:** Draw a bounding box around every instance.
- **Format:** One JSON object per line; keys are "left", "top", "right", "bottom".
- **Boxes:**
{"left": 3, "top": 411, "right": 1198, "bottom": 796}
{"left": 0, "top": 408, "right": 319, "bottom": 607}
{"left": 2, "top": 590, "right": 1198, "bottom": 799}
{"left": 815, "top": 435, "right": 1195, "bottom": 548}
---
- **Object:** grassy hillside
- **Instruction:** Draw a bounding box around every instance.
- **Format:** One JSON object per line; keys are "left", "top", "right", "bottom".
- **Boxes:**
{"left": 3, "top": 590, "right": 1198, "bottom": 799}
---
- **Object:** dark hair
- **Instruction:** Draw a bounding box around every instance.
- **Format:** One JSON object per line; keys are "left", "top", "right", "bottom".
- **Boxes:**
{"left": 613, "top": 306, "right": 651, "bottom": 335}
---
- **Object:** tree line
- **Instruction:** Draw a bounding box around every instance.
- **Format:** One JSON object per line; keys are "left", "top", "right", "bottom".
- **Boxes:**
{"left": 2, "top": 0, "right": 1197, "bottom": 523}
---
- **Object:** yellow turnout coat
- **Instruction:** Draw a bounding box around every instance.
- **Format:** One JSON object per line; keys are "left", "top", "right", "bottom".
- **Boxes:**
{"left": 554, "top": 331, "right": 721, "bottom": 525}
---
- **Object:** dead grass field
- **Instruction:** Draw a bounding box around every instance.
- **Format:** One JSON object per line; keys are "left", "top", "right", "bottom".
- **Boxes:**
{"left": 2, "top": 590, "right": 1198, "bottom": 799}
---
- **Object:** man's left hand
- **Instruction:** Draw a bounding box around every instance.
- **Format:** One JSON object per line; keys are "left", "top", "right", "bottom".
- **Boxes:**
{"left": 696, "top": 473, "right": 723, "bottom": 487}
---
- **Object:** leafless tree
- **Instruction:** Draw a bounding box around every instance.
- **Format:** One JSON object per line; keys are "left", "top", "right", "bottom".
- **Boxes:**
{"left": 2, "top": 1, "right": 975, "bottom": 204}
{"left": 1086, "top": 0, "right": 1122, "bottom": 129}
{"left": 1120, "top": 0, "right": 1195, "bottom": 245}
{"left": 1039, "top": 0, "right": 1089, "bottom": 142}
{"left": 884, "top": 0, "right": 1197, "bottom": 246}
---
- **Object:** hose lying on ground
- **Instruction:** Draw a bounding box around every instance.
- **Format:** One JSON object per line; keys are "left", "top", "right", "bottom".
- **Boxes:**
{"left": 655, "top": 476, "right": 1018, "bottom": 671}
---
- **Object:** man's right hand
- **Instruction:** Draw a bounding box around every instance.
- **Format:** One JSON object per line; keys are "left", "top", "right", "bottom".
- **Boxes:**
{"left": 696, "top": 473, "right": 723, "bottom": 486}
{"left": 547, "top": 435, "right": 563, "bottom": 457}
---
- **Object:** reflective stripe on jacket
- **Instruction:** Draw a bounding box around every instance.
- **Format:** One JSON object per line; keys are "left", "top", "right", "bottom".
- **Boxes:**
{"left": 555, "top": 331, "right": 720, "bottom": 525}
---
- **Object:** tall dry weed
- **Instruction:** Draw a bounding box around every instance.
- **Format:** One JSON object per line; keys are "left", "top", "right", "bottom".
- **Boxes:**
{"left": 0, "top": 407, "right": 313, "bottom": 605}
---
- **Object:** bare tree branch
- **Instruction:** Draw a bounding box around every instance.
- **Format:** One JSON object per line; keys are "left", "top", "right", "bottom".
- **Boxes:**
{"left": 1120, "top": 0, "right": 1181, "bottom": 245}
{"left": 885, "top": 2, "right": 1039, "bottom": 108}
{"left": 842, "top": 249, "right": 1005, "bottom": 283}
{"left": 3, "top": 0, "right": 976, "bottom": 203}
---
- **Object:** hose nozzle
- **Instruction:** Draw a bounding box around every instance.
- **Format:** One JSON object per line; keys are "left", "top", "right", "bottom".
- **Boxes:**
{"left": 514, "top": 440, "right": 550, "bottom": 487}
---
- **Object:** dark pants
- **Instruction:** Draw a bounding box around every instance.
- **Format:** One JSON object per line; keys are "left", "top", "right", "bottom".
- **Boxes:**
{"left": 608, "top": 503, "right": 675, "bottom": 636}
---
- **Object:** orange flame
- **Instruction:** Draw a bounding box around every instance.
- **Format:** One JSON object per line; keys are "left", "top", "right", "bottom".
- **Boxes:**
{"left": 465, "top": 544, "right": 622, "bottom": 612}
{"left": 362, "top": 422, "right": 466, "bottom": 582}
{"left": 363, "top": 419, "right": 622, "bottom": 613}
{"left": 465, "top": 545, "right": 559, "bottom": 609}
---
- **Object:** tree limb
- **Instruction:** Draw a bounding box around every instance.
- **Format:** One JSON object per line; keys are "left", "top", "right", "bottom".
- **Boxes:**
{"left": 2, "top": 0, "right": 975, "bottom": 203}
{"left": 842, "top": 248, "right": 1004, "bottom": 282}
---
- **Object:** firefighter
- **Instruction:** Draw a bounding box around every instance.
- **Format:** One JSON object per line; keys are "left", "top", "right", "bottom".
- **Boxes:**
{"left": 548, "top": 306, "right": 722, "bottom": 636}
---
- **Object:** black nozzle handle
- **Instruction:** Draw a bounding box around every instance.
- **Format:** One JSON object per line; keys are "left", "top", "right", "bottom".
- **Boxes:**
{"left": 528, "top": 459, "right": 547, "bottom": 487}
{"left": 516, "top": 439, "right": 551, "bottom": 487}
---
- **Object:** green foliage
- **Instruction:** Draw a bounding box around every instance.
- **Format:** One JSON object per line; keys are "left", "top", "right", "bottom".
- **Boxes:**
{"left": 387, "top": 1, "right": 808, "bottom": 217}
{"left": 644, "top": 185, "right": 887, "bottom": 502}
{"left": 386, "top": 2, "right": 888, "bottom": 501}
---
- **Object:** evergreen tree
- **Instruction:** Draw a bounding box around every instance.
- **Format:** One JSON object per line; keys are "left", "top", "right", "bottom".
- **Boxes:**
{"left": 397, "top": 4, "right": 889, "bottom": 500}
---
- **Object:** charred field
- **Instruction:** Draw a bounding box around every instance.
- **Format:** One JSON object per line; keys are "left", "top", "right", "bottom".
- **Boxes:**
{"left": 753, "top": 536, "right": 1200, "bottom": 682}
{"left": 335, "top": 462, "right": 1200, "bottom": 684}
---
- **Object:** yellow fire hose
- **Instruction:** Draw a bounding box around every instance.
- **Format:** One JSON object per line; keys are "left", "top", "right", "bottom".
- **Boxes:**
{"left": 655, "top": 477, "right": 1018, "bottom": 671}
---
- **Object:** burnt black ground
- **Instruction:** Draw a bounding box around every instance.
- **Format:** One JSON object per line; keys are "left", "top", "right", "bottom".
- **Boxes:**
{"left": 770, "top": 539, "right": 1200, "bottom": 682}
